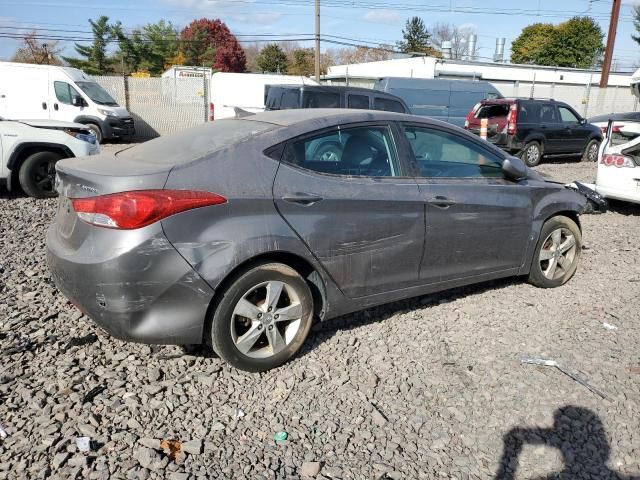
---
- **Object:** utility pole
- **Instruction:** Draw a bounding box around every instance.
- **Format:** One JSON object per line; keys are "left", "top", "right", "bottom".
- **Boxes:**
{"left": 600, "top": 0, "right": 621, "bottom": 88}
{"left": 314, "top": 0, "right": 320, "bottom": 82}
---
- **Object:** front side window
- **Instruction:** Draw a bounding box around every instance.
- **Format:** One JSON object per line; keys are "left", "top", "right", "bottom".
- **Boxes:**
{"left": 374, "top": 97, "right": 406, "bottom": 113}
{"left": 558, "top": 106, "right": 580, "bottom": 124}
{"left": 54, "top": 81, "right": 80, "bottom": 105}
{"left": 404, "top": 125, "right": 504, "bottom": 178}
{"left": 282, "top": 125, "right": 400, "bottom": 177}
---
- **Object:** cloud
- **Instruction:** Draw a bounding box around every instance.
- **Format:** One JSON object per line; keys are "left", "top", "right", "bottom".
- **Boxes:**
{"left": 363, "top": 10, "right": 401, "bottom": 24}
{"left": 230, "top": 12, "right": 283, "bottom": 24}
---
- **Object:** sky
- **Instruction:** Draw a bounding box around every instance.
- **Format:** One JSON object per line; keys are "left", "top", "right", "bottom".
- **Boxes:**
{"left": 0, "top": 0, "right": 639, "bottom": 71}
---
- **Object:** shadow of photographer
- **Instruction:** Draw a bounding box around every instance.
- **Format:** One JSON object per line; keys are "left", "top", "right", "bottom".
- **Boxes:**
{"left": 495, "top": 406, "right": 639, "bottom": 480}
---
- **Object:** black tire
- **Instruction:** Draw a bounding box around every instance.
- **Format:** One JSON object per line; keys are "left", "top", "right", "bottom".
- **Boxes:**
{"left": 528, "top": 215, "right": 582, "bottom": 288}
{"left": 581, "top": 139, "right": 600, "bottom": 162}
{"left": 18, "top": 151, "right": 62, "bottom": 198}
{"left": 520, "top": 141, "right": 543, "bottom": 167}
{"left": 84, "top": 123, "right": 103, "bottom": 143}
{"left": 210, "top": 262, "right": 314, "bottom": 372}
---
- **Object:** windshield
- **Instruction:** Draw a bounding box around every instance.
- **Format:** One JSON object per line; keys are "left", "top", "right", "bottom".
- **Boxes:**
{"left": 75, "top": 81, "right": 118, "bottom": 106}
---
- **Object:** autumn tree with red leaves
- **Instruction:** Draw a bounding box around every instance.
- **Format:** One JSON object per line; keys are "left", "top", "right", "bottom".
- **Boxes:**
{"left": 180, "top": 18, "right": 246, "bottom": 72}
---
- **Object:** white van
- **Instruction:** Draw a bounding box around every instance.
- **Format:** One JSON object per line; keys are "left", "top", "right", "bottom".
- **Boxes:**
{"left": 0, "top": 62, "right": 134, "bottom": 142}
{"left": 210, "top": 72, "right": 318, "bottom": 120}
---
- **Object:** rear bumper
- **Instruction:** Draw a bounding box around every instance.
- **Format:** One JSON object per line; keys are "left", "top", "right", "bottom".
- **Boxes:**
{"left": 46, "top": 223, "right": 214, "bottom": 345}
{"left": 595, "top": 185, "right": 640, "bottom": 204}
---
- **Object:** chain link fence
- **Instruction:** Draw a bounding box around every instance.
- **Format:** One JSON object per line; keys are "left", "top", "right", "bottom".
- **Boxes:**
{"left": 92, "top": 75, "right": 209, "bottom": 140}
{"left": 91, "top": 74, "right": 639, "bottom": 141}
{"left": 491, "top": 80, "right": 639, "bottom": 119}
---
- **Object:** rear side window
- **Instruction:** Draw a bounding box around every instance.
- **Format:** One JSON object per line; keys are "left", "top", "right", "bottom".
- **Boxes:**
{"left": 302, "top": 91, "right": 340, "bottom": 108}
{"left": 540, "top": 104, "right": 559, "bottom": 123}
{"left": 116, "top": 119, "right": 275, "bottom": 165}
{"left": 348, "top": 94, "right": 369, "bottom": 109}
{"left": 374, "top": 97, "right": 406, "bottom": 113}
{"left": 404, "top": 125, "right": 504, "bottom": 178}
{"left": 475, "top": 104, "right": 510, "bottom": 119}
{"left": 282, "top": 125, "right": 400, "bottom": 177}
{"left": 268, "top": 89, "right": 300, "bottom": 110}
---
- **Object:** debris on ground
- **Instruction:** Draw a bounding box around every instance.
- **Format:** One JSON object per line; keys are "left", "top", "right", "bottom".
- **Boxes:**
{"left": 4, "top": 339, "right": 35, "bottom": 355}
{"left": 233, "top": 407, "right": 245, "bottom": 419}
{"left": 82, "top": 385, "right": 107, "bottom": 404}
{"left": 0, "top": 425, "right": 8, "bottom": 439}
{"left": 160, "top": 439, "right": 183, "bottom": 460}
{"left": 273, "top": 431, "right": 288, "bottom": 442}
{"left": 65, "top": 333, "right": 98, "bottom": 351}
{"left": 602, "top": 322, "right": 618, "bottom": 331}
{"left": 521, "top": 357, "right": 608, "bottom": 399}
{"left": 75, "top": 436, "right": 91, "bottom": 452}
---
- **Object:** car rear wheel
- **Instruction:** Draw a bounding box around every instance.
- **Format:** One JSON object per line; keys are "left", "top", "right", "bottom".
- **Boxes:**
{"left": 18, "top": 151, "right": 62, "bottom": 198}
{"left": 528, "top": 216, "right": 582, "bottom": 288}
{"left": 520, "top": 141, "right": 543, "bottom": 167}
{"left": 581, "top": 139, "right": 600, "bottom": 162}
{"left": 210, "top": 263, "right": 314, "bottom": 372}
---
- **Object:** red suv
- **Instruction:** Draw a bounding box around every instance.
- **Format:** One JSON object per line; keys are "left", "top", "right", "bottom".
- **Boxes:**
{"left": 464, "top": 98, "right": 602, "bottom": 166}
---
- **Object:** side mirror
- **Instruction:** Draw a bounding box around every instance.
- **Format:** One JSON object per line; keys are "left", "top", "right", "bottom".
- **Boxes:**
{"left": 502, "top": 156, "right": 528, "bottom": 180}
{"left": 580, "top": 118, "right": 587, "bottom": 125}
{"left": 72, "top": 95, "right": 84, "bottom": 107}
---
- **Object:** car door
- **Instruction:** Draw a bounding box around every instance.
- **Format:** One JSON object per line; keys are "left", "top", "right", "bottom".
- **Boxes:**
{"left": 51, "top": 81, "right": 85, "bottom": 122}
{"left": 273, "top": 123, "right": 424, "bottom": 298}
{"left": 557, "top": 104, "right": 589, "bottom": 153}
{"left": 400, "top": 123, "right": 533, "bottom": 284}
{"left": 539, "top": 102, "right": 564, "bottom": 153}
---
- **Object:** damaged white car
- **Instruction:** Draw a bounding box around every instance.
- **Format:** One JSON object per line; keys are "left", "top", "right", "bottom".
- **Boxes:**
{"left": 582, "top": 119, "right": 640, "bottom": 205}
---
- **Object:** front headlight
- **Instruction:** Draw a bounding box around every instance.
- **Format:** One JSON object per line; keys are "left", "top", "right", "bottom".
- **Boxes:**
{"left": 97, "top": 108, "right": 117, "bottom": 117}
{"left": 65, "top": 129, "right": 97, "bottom": 145}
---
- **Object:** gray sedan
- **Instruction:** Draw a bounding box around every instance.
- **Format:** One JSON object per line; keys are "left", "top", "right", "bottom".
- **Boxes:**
{"left": 47, "top": 109, "right": 587, "bottom": 372}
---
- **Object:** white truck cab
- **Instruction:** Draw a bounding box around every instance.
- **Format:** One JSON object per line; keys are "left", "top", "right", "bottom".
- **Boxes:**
{"left": 0, "top": 62, "right": 134, "bottom": 143}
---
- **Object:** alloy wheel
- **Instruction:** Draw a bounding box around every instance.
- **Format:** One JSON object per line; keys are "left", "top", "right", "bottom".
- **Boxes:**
{"left": 32, "top": 159, "right": 57, "bottom": 195}
{"left": 230, "top": 281, "right": 303, "bottom": 358}
{"left": 526, "top": 145, "right": 540, "bottom": 164}
{"left": 538, "top": 228, "right": 578, "bottom": 280}
{"left": 587, "top": 143, "right": 598, "bottom": 162}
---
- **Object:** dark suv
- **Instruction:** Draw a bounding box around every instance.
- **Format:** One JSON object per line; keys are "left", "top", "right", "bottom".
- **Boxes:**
{"left": 464, "top": 98, "right": 602, "bottom": 166}
{"left": 265, "top": 85, "right": 410, "bottom": 114}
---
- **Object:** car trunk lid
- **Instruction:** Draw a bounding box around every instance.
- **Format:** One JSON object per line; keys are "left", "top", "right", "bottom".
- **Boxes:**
{"left": 466, "top": 102, "right": 511, "bottom": 142}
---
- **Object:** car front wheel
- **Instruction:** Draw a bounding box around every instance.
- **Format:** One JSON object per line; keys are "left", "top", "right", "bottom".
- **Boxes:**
{"left": 210, "top": 262, "right": 314, "bottom": 372}
{"left": 528, "top": 216, "right": 582, "bottom": 288}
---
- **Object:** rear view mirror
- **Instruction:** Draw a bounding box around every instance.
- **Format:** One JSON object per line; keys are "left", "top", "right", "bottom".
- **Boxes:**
{"left": 72, "top": 95, "right": 85, "bottom": 107}
{"left": 502, "top": 156, "right": 528, "bottom": 180}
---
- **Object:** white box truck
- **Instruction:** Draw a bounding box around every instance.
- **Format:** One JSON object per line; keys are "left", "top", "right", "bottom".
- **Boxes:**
{"left": 209, "top": 72, "right": 318, "bottom": 120}
{"left": 0, "top": 62, "right": 134, "bottom": 142}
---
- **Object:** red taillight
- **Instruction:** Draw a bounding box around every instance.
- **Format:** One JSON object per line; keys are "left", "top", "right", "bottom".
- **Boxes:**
{"left": 209, "top": 102, "right": 215, "bottom": 121}
{"left": 600, "top": 154, "right": 635, "bottom": 168}
{"left": 506, "top": 104, "right": 517, "bottom": 135}
{"left": 71, "top": 190, "right": 227, "bottom": 230}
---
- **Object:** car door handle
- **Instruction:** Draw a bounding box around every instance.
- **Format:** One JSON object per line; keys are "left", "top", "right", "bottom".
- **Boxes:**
{"left": 54, "top": 103, "right": 59, "bottom": 111}
{"left": 427, "top": 196, "right": 456, "bottom": 208}
{"left": 42, "top": 102, "right": 47, "bottom": 110}
{"left": 282, "top": 193, "right": 323, "bottom": 206}
{"left": 540, "top": 125, "right": 547, "bottom": 129}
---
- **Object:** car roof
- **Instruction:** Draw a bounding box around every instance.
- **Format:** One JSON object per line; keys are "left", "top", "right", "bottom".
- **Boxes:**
{"left": 268, "top": 84, "right": 392, "bottom": 95}
{"left": 242, "top": 108, "right": 421, "bottom": 127}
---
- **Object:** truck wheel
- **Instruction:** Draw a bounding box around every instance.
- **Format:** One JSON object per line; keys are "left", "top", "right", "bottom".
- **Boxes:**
{"left": 85, "top": 123, "right": 103, "bottom": 143}
{"left": 581, "top": 139, "right": 600, "bottom": 162}
{"left": 18, "top": 151, "right": 62, "bottom": 198}
{"left": 520, "top": 141, "right": 543, "bottom": 167}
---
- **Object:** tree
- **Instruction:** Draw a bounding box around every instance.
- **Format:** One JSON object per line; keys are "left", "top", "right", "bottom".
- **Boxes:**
{"left": 256, "top": 43, "right": 288, "bottom": 73}
{"left": 180, "top": 18, "right": 246, "bottom": 72}
{"left": 511, "top": 17, "right": 603, "bottom": 68}
{"left": 633, "top": 5, "right": 640, "bottom": 46}
{"left": 510, "top": 23, "right": 555, "bottom": 65}
{"left": 11, "top": 32, "right": 64, "bottom": 65}
{"left": 397, "top": 16, "right": 439, "bottom": 56}
{"left": 287, "top": 48, "right": 314, "bottom": 75}
{"left": 430, "top": 23, "right": 475, "bottom": 59}
{"left": 63, "top": 16, "right": 115, "bottom": 74}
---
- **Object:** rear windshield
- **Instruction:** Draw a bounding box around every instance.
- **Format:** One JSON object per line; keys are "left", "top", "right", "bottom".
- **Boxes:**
{"left": 116, "top": 119, "right": 276, "bottom": 164}
{"left": 475, "top": 104, "right": 510, "bottom": 119}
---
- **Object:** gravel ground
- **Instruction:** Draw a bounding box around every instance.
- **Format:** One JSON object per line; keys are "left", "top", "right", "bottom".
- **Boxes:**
{"left": 1, "top": 151, "right": 639, "bottom": 480}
